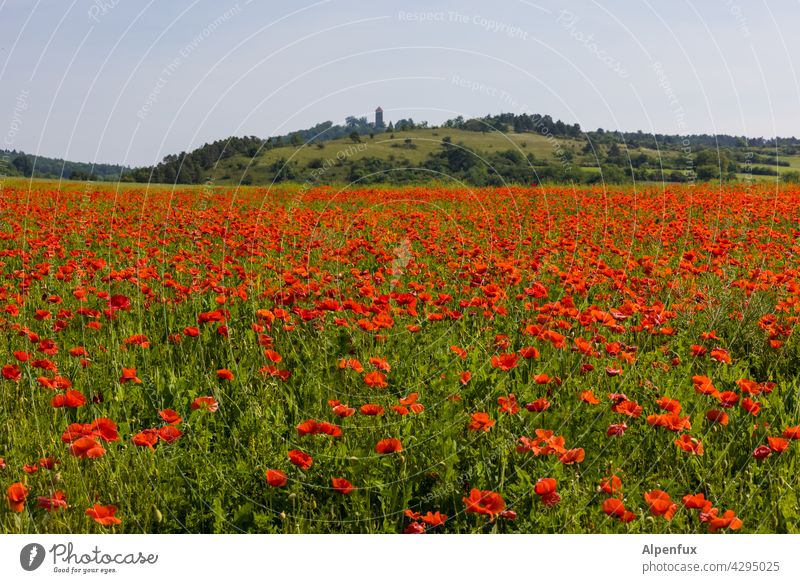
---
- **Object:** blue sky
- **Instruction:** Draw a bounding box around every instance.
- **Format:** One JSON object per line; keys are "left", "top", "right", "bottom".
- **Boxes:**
{"left": 1, "top": 0, "right": 798, "bottom": 166}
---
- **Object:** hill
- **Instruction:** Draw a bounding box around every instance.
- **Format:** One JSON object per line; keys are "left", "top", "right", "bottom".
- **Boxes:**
{"left": 119, "top": 112, "right": 800, "bottom": 187}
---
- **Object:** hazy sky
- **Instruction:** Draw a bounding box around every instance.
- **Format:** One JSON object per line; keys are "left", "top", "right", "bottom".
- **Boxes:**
{"left": 1, "top": 0, "right": 799, "bottom": 167}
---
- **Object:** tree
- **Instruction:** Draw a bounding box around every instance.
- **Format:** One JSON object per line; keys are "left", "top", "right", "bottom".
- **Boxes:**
{"left": 349, "top": 131, "right": 362, "bottom": 143}
{"left": 12, "top": 155, "right": 33, "bottom": 177}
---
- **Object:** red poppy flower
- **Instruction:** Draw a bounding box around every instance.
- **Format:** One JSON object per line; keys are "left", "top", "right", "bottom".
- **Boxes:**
{"left": 710, "top": 348, "right": 731, "bottom": 364}
{"left": 468, "top": 412, "right": 495, "bottom": 432}
{"left": 6, "top": 482, "right": 29, "bottom": 512}
{"left": 534, "top": 478, "right": 561, "bottom": 506}
{"left": 288, "top": 449, "right": 313, "bottom": 470}
{"left": 51, "top": 390, "right": 87, "bottom": 409}
{"left": 525, "top": 397, "right": 551, "bottom": 412}
{"left": 159, "top": 409, "right": 182, "bottom": 425}
{"left": 463, "top": 489, "right": 505, "bottom": 518}
{"left": 644, "top": 490, "right": 677, "bottom": 520}
{"left": 600, "top": 475, "right": 623, "bottom": 495}
{"left": 490, "top": 353, "right": 519, "bottom": 371}
{"left": 363, "top": 371, "right": 388, "bottom": 388}
{"left": 767, "top": 436, "right": 789, "bottom": 453}
{"left": 375, "top": 438, "right": 403, "bottom": 455}
{"left": 120, "top": 368, "right": 141, "bottom": 384}
{"left": 331, "top": 477, "right": 355, "bottom": 495}
{"left": 705, "top": 409, "right": 729, "bottom": 425}
{"left": 579, "top": 390, "right": 600, "bottom": 405}
{"left": 607, "top": 423, "right": 628, "bottom": 436}
{"left": 158, "top": 425, "right": 183, "bottom": 444}
{"left": 108, "top": 295, "right": 131, "bottom": 310}
{"left": 559, "top": 448, "right": 585, "bottom": 465}
{"left": 421, "top": 511, "right": 448, "bottom": 527}
{"left": 706, "top": 509, "right": 743, "bottom": 533}
{"left": 602, "top": 498, "right": 636, "bottom": 522}
{"left": 674, "top": 434, "right": 704, "bottom": 455}
{"left": 266, "top": 469, "right": 287, "bottom": 487}
{"left": 332, "top": 404, "right": 355, "bottom": 417}
{"left": 741, "top": 397, "right": 761, "bottom": 416}
{"left": 86, "top": 504, "right": 122, "bottom": 526}
{"left": 783, "top": 424, "right": 800, "bottom": 440}
{"left": 497, "top": 393, "right": 519, "bottom": 414}
{"left": 360, "top": 403, "right": 385, "bottom": 416}
{"left": 682, "top": 493, "right": 712, "bottom": 512}
{"left": 753, "top": 444, "right": 771, "bottom": 460}
{"left": 2, "top": 364, "right": 22, "bottom": 381}
{"left": 38, "top": 490, "right": 68, "bottom": 511}
{"left": 216, "top": 369, "right": 234, "bottom": 380}
{"left": 69, "top": 436, "right": 106, "bottom": 459}
{"left": 191, "top": 396, "right": 218, "bottom": 412}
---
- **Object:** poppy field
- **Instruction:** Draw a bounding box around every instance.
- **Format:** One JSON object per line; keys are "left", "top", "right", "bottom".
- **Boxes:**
{"left": 2, "top": 181, "right": 800, "bottom": 534}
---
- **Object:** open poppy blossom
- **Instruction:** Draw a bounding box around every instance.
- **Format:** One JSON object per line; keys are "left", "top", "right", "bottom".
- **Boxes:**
{"left": 38, "top": 490, "right": 68, "bottom": 511}
{"left": 266, "top": 469, "right": 288, "bottom": 487}
{"left": 674, "top": 434, "right": 704, "bottom": 455}
{"left": 644, "top": 490, "right": 678, "bottom": 521}
{"left": 375, "top": 438, "right": 403, "bottom": 455}
{"left": 69, "top": 436, "right": 106, "bottom": 459}
{"left": 363, "top": 371, "right": 388, "bottom": 388}
{"left": 331, "top": 477, "right": 355, "bottom": 495}
{"left": 468, "top": 412, "right": 495, "bottom": 432}
{"left": 158, "top": 425, "right": 183, "bottom": 444}
{"left": 86, "top": 504, "right": 122, "bottom": 526}
{"left": 463, "top": 489, "right": 505, "bottom": 519}
{"left": 7, "top": 482, "right": 29, "bottom": 512}
{"left": 497, "top": 394, "right": 519, "bottom": 414}
{"left": 132, "top": 429, "right": 159, "bottom": 449}
{"left": 216, "top": 369, "right": 234, "bottom": 380}
{"left": 525, "top": 397, "right": 551, "bottom": 412}
{"left": 159, "top": 409, "right": 183, "bottom": 425}
{"left": 491, "top": 353, "right": 519, "bottom": 371}
{"left": 120, "top": 368, "right": 142, "bottom": 384}
{"left": 288, "top": 449, "right": 313, "bottom": 470}
{"left": 602, "top": 498, "right": 636, "bottom": 522}
{"left": 191, "top": 396, "right": 219, "bottom": 412}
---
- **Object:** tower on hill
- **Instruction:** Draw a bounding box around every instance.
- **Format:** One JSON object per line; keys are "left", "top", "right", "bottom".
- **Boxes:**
{"left": 374, "top": 106, "right": 384, "bottom": 129}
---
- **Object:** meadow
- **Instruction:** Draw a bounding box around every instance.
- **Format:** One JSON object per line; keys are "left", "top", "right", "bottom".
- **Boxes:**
{"left": 1, "top": 180, "right": 799, "bottom": 533}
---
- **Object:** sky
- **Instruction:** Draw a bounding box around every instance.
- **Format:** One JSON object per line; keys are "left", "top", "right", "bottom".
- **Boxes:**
{"left": 1, "top": 0, "right": 799, "bottom": 167}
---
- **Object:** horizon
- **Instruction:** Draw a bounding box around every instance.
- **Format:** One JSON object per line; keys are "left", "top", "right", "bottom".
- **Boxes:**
{"left": 2, "top": 1, "right": 799, "bottom": 167}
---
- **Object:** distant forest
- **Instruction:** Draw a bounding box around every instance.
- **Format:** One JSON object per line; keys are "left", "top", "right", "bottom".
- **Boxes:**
{"left": 4, "top": 111, "right": 800, "bottom": 185}
{"left": 0, "top": 149, "right": 128, "bottom": 181}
